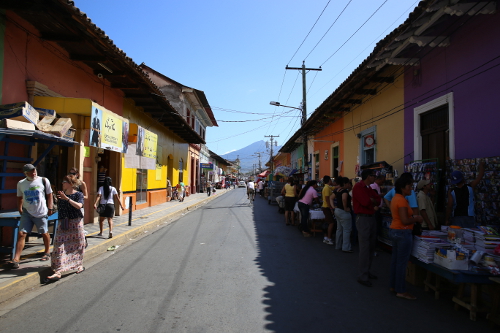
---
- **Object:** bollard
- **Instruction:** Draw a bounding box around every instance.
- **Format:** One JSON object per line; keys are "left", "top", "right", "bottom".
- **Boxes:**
{"left": 128, "top": 197, "right": 132, "bottom": 226}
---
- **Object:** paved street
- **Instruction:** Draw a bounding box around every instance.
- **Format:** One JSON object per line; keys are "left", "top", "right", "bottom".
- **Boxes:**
{"left": 0, "top": 188, "right": 493, "bottom": 332}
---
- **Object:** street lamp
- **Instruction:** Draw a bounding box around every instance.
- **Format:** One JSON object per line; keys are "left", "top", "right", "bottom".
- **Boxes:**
{"left": 270, "top": 101, "right": 309, "bottom": 180}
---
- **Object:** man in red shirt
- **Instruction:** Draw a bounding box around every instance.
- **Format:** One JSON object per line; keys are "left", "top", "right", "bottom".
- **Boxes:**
{"left": 352, "top": 169, "right": 381, "bottom": 287}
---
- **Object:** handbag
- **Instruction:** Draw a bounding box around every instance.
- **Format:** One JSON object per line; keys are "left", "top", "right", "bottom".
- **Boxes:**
{"left": 97, "top": 204, "right": 106, "bottom": 215}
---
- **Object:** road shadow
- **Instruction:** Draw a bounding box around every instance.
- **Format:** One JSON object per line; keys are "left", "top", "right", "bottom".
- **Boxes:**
{"left": 250, "top": 196, "right": 491, "bottom": 332}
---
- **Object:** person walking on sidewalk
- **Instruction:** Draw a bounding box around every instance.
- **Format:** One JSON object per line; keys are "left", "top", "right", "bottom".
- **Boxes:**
{"left": 94, "top": 177, "right": 125, "bottom": 239}
{"left": 352, "top": 169, "right": 381, "bottom": 287}
{"left": 207, "top": 181, "right": 212, "bottom": 197}
{"left": 45, "top": 174, "right": 85, "bottom": 283}
{"left": 10, "top": 164, "right": 54, "bottom": 268}
{"left": 178, "top": 181, "right": 186, "bottom": 202}
{"left": 69, "top": 167, "right": 88, "bottom": 217}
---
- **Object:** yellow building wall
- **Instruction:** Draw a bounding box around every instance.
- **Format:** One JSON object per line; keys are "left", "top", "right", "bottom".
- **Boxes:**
{"left": 121, "top": 99, "right": 189, "bottom": 192}
{"left": 343, "top": 67, "right": 405, "bottom": 179}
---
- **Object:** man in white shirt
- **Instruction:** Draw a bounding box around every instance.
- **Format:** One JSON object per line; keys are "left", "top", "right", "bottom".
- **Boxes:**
{"left": 258, "top": 180, "right": 264, "bottom": 197}
{"left": 11, "top": 164, "right": 54, "bottom": 268}
{"left": 247, "top": 181, "right": 255, "bottom": 199}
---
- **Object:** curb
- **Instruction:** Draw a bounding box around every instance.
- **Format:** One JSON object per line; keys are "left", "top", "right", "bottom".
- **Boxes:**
{"left": 0, "top": 190, "right": 227, "bottom": 303}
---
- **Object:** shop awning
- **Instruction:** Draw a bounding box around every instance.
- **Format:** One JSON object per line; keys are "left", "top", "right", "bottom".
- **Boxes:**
{"left": 0, "top": 128, "right": 79, "bottom": 193}
{"left": 258, "top": 170, "right": 270, "bottom": 177}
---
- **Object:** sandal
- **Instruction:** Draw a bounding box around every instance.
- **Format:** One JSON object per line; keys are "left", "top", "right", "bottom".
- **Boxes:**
{"left": 10, "top": 261, "right": 20, "bottom": 269}
{"left": 76, "top": 267, "right": 85, "bottom": 274}
{"left": 43, "top": 272, "right": 61, "bottom": 284}
{"left": 40, "top": 253, "right": 50, "bottom": 261}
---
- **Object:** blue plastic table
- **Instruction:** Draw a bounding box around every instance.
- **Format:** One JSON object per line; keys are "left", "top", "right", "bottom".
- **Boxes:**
{"left": 0, "top": 211, "right": 59, "bottom": 260}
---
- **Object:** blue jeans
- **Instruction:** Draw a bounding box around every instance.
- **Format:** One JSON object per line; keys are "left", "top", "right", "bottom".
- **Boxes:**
{"left": 389, "top": 229, "right": 413, "bottom": 293}
{"left": 335, "top": 209, "right": 352, "bottom": 251}
{"left": 298, "top": 202, "right": 310, "bottom": 233}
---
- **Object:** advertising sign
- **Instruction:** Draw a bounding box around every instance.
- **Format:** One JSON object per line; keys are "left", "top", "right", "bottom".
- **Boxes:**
{"left": 144, "top": 129, "right": 157, "bottom": 159}
{"left": 200, "top": 163, "right": 212, "bottom": 169}
{"left": 101, "top": 111, "right": 123, "bottom": 152}
{"left": 89, "top": 103, "right": 129, "bottom": 153}
{"left": 89, "top": 105, "right": 103, "bottom": 148}
{"left": 136, "top": 125, "right": 157, "bottom": 159}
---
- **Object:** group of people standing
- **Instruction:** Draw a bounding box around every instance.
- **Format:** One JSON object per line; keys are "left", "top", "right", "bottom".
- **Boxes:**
{"left": 9, "top": 163, "right": 124, "bottom": 284}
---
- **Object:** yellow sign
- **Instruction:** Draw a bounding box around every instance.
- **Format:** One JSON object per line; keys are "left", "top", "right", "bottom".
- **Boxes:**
{"left": 143, "top": 129, "right": 157, "bottom": 159}
{"left": 101, "top": 111, "right": 123, "bottom": 152}
{"left": 84, "top": 146, "right": 90, "bottom": 157}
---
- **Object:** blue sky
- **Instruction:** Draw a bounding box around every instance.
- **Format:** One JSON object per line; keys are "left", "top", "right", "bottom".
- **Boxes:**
{"left": 75, "top": 0, "right": 419, "bottom": 156}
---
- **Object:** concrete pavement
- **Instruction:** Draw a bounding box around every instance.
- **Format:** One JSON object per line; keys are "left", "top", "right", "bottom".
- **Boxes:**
{"left": 0, "top": 187, "right": 234, "bottom": 303}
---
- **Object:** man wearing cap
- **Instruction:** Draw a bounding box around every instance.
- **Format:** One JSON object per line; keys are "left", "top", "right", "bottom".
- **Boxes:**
{"left": 416, "top": 180, "right": 437, "bottom": 230}
{"left": 446, "top": 161, "right": 485, "bottom": 228}
{"left": 10, "top": 164, "right": 54, "bottom": 268}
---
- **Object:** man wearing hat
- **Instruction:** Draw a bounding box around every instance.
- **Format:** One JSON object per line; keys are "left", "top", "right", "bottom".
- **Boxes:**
{"left": 446, "top": 161, "right": 485, "bottom": 228}
{"left": 416, "top": 180, "right": 437, "bottom": 230}
{"left": 10, "top": 164, "right": 54, "bottom": 268}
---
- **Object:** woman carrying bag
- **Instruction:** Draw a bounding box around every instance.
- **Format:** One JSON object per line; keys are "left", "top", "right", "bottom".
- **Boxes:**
{"left": 44, "top": 174, "right": 85, "bottom": 283}
{"left": 94, "top": 177, "right": 125, "bottom": 239}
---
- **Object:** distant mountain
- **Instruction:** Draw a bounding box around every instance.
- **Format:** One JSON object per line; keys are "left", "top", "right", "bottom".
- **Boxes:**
{"left": 220, "top": 140, "right": 282, "bottom": 173}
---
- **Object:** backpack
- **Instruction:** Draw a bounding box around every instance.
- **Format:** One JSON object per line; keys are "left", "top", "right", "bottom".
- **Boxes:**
{"left": 41, "top": 177, "right": 57, "bottom": 211}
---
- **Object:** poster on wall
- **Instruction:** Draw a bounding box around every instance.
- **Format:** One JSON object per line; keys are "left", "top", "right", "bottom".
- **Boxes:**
{"left": 89, "top": 103, "right": 129, "bottom": 153}
{"left": 135, "top": 125, "right": 158, "bottom": 159}
{"left": 122, "top": 121, "right": 129, "bottom": 153}
{"left": 89, "top": 105, "right": 103, "bottom": 148}
{"left": 101, "top": 111, "right": 123, "bottom": 152}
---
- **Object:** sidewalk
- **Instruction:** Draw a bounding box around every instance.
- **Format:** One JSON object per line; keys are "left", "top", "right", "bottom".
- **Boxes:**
{"left": 0, "top": 187, "right": 234, "bottom": 302}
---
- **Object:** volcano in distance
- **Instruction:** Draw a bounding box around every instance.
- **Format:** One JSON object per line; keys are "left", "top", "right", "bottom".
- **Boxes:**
{"left": 220, "top": 140, "right": 282, "bottom": 173}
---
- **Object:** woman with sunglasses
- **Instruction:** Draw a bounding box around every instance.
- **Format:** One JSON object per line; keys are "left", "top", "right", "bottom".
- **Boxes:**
{"left": 69, "top": 167, "right": 88, "bottom": 214}
{"left": 44, "top": 175, "right": 85, "bottom": 283}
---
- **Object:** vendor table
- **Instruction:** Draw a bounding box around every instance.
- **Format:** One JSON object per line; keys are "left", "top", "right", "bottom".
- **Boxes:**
{"left": 410, "top": 256, "right": 494, "bottom": 321}
{"left": 0, "top": 211, "right": 59, "bottom": 260}
{"left": 293, "top": 205, "right": 325, "bottom": 236}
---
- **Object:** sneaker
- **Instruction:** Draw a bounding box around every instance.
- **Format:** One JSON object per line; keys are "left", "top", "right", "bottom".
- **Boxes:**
{"left": 324, "top": 238, "right": 334, "bottom": 245}
{"left": 108, "top": 232, "right": 113, "bottom": 239}
{"left": 97, "top": 233, "right": 102, "bottom": 237}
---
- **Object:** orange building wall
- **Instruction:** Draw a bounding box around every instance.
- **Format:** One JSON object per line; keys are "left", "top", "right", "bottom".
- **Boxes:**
{"left": 314, "top": 117, "right": 344, "bottom": 178}
{"left": 2, "top": 12, "right": 123, "bottom": 114}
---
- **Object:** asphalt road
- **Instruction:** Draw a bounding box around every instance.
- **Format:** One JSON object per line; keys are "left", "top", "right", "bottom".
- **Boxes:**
{"left": 0, "top": 189, "right": 493, "bottom": 332}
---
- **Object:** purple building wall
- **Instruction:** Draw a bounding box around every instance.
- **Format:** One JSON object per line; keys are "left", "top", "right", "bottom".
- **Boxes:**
{"left": 404, "top": 11, "right": 500, "bottom": 163}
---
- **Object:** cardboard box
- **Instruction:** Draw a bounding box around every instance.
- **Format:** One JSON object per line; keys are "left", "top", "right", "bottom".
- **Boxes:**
{"left": 48, "top": 118, "right": 72, "bottom": 137}
{"left": 0, "top": 102, "right": 39, "bottom": 126}
{"left": 36, "top": 116, "right": 56, "bottom": 132}
{"left": 406, "top": 261, "right": 426, "bottom": 286}
{"left": 34, "top": 107, "right": 56, "bottom": 118}
{"left": 0, "top": 118, "right": 36, "bottom": 131}
{"left": 433, "top": 251, "right": 468, "bottom": 270}
{"left": 63, "top": 128, "right": 76, "bottom": 140}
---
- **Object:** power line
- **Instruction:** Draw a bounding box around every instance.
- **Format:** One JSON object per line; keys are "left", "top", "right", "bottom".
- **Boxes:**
{"left": 304, "top": 0, "right": 353, "bottom": 61}
{"left": 310, "top": 0, "right": 418, "bottom": 98}
{"left": 287, "top": 0, "right": 332, "bottom": 65}
{"left": 320, "top": 0, "right": 389, "bottom": 67}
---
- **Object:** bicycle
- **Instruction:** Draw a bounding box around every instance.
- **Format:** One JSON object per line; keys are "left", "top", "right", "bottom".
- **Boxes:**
{"left": 248, "top": 189, "right": 255, "bottom": 204}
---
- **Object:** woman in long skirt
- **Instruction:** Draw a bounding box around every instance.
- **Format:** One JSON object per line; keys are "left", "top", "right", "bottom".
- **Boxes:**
{"left": 44, "top": 174, "right": 85, "bottom": 283}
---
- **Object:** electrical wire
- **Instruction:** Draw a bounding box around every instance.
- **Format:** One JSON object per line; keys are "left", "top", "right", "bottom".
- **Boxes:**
{"left": 310, "top": 0, "right": 418, "bottom": 98}
{"left": 320, "top": 0, "right": 389, "bottom": 67}
{"left": 287, "top": 0, "right": 332, "bottom": 65}
{"left": 304, "top": 0, "right": 353, "bottom": 61}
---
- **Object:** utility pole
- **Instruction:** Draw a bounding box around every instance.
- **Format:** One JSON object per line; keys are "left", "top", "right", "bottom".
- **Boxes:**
{"left": 265, "top": 135, "right": 279, "bottom": 180}
{"left": 253, "top": 152, "right": 264, "bottom": 173}
{"left": 286, "top": 61, "right": 321, "bottom": 180}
